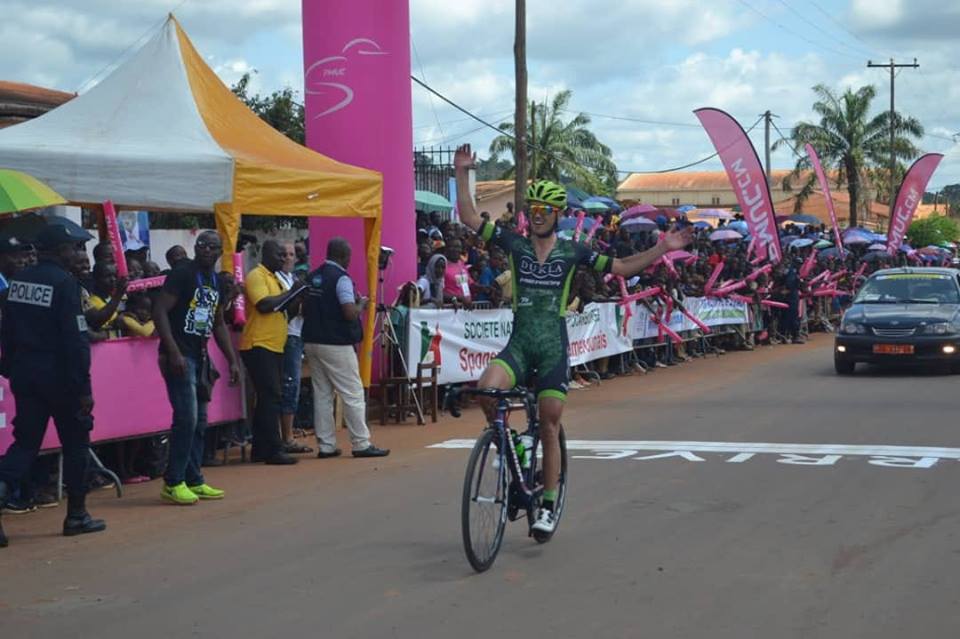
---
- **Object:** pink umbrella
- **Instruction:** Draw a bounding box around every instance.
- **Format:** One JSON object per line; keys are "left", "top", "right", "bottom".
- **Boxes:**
{"left": 621, "top": 204, "right": 658, "bottom": 219}
{"left": 664, "top": 250, "right": 695, "bottom": 262}
{"left": 710, "top": 229, "right": 744, "bottom": 241}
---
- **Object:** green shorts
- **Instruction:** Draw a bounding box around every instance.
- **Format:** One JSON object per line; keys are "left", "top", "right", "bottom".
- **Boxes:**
{"left": 491, "top": 322, "right": 570, "bottom": 401}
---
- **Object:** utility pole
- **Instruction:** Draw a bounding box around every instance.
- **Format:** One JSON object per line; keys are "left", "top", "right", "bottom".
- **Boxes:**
{"left": 530, "top": 102, "right": 537, "bottom": 182}
{"left": 513, "top": 0, "right": 527, "bottom": 216}
{"left": 762, "top": 110, "right": 772, "bottom": 188}
{"left": 867, "top": 58, "right": 919, "bottom": 216}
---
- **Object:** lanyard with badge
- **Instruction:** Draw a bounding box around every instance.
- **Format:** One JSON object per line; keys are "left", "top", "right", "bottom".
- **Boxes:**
{"left": 191, "top": 271, "right": 217, "bottom": 334}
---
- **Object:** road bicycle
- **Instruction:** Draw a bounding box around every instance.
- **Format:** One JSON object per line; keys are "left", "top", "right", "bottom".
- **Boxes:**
{"left": 445, "top": 387, "right": 568, "bottom": 572}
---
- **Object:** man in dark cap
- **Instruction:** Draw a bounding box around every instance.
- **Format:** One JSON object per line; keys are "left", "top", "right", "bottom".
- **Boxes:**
{"left": 0, "top": 221, "right": 104, "bottom": 548}
{"left": 0, "top": 236, "right": 30, "bottom": 295}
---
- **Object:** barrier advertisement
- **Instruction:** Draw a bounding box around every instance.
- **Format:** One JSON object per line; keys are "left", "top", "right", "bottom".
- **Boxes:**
{"left": 406, "top": 298, "right": 748, "bottom": 384}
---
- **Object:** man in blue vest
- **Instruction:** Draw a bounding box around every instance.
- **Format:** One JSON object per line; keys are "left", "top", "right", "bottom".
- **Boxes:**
{"left": 302, "top": 238, "right": 389, "bottom": 459}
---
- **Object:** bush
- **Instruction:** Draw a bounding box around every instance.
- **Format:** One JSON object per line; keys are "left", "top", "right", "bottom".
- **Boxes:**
{"left": 906, "top": 215, "right": 959, "bottom": 248}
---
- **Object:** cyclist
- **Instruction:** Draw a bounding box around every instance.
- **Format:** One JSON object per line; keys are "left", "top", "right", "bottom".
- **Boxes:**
{"left": 453, "top": 144, "right": 693, "bottom": 534}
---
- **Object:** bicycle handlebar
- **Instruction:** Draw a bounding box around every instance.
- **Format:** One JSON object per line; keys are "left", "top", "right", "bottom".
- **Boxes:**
{"left": 444, "top": 386, "right": 533, "bottom": 418}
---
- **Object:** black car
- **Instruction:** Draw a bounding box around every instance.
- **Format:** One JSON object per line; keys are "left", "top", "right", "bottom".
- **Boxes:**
{"left": 835, "top": 267, "right": 960, "bottom": 374}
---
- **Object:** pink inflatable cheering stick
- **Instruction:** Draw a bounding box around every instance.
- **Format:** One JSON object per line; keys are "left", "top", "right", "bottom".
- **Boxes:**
{"left": 665, "top": 290, "right": 712, "bottom": 333}
{"left": 573, "top": 210, "right": 586, "bottom": 242}
{"left": 640, "top": 298, "right": 683, "bottom": 344}
{"left": 126, "top": 276, "right": 166, "bottom": 292}
{"left": 233, "top": 252, "right": 246, "bottom": 326}
{"left": 799, "top": 250, "right": 817, "bottom": 278}
{"left": 516, "top": 211, "right": 529, "bottom": 237}
{"left": 704, "top": 260, "right": 724, "bottom": 293}
{"left": 102, "top": 200, "right": 129, "bottom": 278}
{"left": 711, "top": 280, "right": 747, "bottom": 297}
{"left": 745, "top": 263, "right": 773, "bottom": 282}
{"left": 583, "top": 215, "right": 603, "bottom": 244}
{"left": 746, "top": 236, "right": 757, "bottom": 260}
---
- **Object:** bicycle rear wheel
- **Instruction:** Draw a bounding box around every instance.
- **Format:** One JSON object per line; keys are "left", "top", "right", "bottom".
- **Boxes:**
{"left": 528, "top": 424, "right": 568, "bottom": 543}
{"left": 462, "top": 428, "right": 508, "bottom": 572}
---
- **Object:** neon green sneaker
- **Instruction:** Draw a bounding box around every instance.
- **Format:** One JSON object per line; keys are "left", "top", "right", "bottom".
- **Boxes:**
{"left": 188, "top": 484, "right": 225, "bottom": 500}
{"left": 161, "top": 482, "right": 199, "bottom": 505}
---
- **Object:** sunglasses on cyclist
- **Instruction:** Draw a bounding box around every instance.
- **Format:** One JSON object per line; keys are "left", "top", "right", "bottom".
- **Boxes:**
{"left": 528, "top": 204, "right": 559, "bottom": 216}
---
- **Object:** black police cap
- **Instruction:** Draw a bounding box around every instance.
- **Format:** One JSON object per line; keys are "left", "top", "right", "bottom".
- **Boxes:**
{"left": 36, "top": 222, "right": 94, "bottom": 249}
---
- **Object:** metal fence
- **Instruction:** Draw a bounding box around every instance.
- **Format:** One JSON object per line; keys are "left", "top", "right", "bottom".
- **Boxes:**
{"left": 413, "top": 146, "right": 455, "bottom": 206}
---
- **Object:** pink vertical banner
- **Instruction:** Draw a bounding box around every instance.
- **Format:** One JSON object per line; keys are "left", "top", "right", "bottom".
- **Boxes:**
{"left": 804, "top": 144, "right": 844, "bottom": 250}
{"left": 232, "top": 252, "right": 246, "bottom": 326}
{"left": 887, "top": 153, "right": 944, "bottom": 254}
{"left": 102, "top": 200, "right": 129, "bottom": 278}
{"left": 302, "top": 1, "right": 415, "bottom": 302}
{"left": 694, "top": 108, "right": 782, "bottom": 264}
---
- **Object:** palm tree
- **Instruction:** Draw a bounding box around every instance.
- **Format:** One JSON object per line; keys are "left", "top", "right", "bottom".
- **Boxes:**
{"left": 489, "top": 89, "right": 618, "bottom": 195}
{"left": 775, "top": 84, "right": 923, "bottom": 228}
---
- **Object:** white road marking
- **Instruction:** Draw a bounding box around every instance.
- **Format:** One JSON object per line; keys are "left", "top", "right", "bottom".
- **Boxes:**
{"left": 428, "top": 440, "right": 960, "bottom": 470}
{"left": 428, "top": 439, "right": 960, "bottom": 459}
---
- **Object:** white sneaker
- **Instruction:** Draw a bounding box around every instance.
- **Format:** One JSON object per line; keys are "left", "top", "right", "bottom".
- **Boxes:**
{"left": 531, "top": 508, "right": 557, "bottom": 534}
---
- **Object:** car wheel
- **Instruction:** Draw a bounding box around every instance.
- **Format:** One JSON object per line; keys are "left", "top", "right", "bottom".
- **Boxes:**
{"left": 834, "top": 355, "right": 855, "bottom": 375}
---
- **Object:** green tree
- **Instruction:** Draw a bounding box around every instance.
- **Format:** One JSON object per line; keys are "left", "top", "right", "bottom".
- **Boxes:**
{"left": 907, "top": 215, "right": 960, "bottom": 248}
{"left": 775, "top": 84, "right": 923, "bottom": 228}
{"left": 488, "top": 89, "right": 619, "bottom": 196}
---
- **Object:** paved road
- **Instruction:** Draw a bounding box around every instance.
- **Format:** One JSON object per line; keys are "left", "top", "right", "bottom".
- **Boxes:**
{"left": 4, "top": 335, "right": 960, "bottom": 638}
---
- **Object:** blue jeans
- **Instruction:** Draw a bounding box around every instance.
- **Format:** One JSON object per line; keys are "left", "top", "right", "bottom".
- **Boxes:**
{"left": 281, "top": 335, "right": 304, "bottom": 416}
{"left": 162, "top": 355, "right": 208, "bottom": 487}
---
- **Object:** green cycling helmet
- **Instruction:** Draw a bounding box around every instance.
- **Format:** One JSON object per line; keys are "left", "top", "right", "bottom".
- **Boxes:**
{"left": 526, "top": 180, "right": 567, "bottom": 208}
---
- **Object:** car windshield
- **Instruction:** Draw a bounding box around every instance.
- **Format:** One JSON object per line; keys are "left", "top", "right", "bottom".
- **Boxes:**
{"left": 855, "top": 273, "right": 960, "bottom": 304}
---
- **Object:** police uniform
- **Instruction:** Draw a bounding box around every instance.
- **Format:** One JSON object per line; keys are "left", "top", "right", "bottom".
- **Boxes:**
{"left": 0, "top": 223, "right": 105, "bottom": 548}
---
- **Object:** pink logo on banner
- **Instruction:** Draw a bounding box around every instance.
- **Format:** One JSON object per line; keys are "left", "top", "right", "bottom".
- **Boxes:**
{"left": 694, "top": 108, "right": 782, "bottom": 264}
{"left": 303, "top": 1, "right": 415, "bottom": 311}
{"left": 887, "top": 153, "right": 944, "bottom": 255}
{"left": 804, "top": 144, "right": 844, "bottom": 251}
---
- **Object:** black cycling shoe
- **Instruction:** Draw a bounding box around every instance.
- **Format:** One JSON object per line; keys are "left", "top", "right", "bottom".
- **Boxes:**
{"left": 63, "top": 511, "right": 107, "bottom": 537}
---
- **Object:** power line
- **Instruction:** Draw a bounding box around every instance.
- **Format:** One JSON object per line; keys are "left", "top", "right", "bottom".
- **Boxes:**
{"left": 734, "top": 0, "right": 862, "bottom": 61}
{"left": 773, "top": 0, "right": 877, "bottom": 59}
{"left": 559, "top": 108, "right": 701, "bottom": 128}
{"left": 410, "top": 74, "right": 763, "bottom": 175}
{"left": 411, "top": 38, "right": 444, "bottom": 141}
{"left": 808, "top": 0, "right": 890, "bottom": 59}
{"left": 413, "top": 110, "right": 513, "bottom": 130}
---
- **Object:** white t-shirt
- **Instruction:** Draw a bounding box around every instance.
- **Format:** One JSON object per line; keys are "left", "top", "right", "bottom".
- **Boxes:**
{"left": 275, "top": 271, "right": 304, "bottom": 337}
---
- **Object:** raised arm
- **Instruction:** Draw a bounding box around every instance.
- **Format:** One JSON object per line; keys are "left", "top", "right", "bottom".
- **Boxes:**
{"left": 610, "top": 227, "right": 694, "bottom": 278}
{"left": 454, "top": 144, "right": 483, "bottom": 233}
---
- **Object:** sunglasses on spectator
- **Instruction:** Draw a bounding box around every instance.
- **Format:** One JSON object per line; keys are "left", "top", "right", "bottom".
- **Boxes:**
{"left": 195, "top": 241, "right": 221, "bottom": 250}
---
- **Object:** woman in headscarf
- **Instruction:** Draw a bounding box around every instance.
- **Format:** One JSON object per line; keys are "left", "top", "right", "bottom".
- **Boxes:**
{"left": 416, "top": 254, "right": 447, "bottom": 307}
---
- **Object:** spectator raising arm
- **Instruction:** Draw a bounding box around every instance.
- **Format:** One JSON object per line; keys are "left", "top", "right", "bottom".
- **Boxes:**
{"left": 454, "top": 144, "right": 483, "bottom": 233}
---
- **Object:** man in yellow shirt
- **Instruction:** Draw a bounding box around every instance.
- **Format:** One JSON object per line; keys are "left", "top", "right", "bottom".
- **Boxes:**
{"left": 240, "top": 240, "right": 303, "bottom": 465}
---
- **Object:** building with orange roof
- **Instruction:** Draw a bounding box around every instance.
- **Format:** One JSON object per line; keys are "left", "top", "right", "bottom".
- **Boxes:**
{"left": 0, "top": 81, "right": 74, "bottom": 129}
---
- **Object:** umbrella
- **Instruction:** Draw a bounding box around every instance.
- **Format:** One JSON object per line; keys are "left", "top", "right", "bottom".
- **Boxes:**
{"left": 710, "top": 229, "right": 744, "bottom": 241}
{"left": 0, "top": 169, "right": 67, "bottom": 214}
{"left": 725, "top": 220, "right": 749, "bottom": 234}
{"left": 689, "top": 208, "right": 733, "bottom": 220}
{"left": 867, "top": 242, "right": 887, "bottom": 251}
{"left": 938, "top": 241, "right": 957, "bottom": 249}
{"left": 790, "top": 238, "right": 815, "bottom": 248}
{"left": 565, "top": 186, "right": 591, "bottom": 207}
{"left": 558, "top": 216, "right": 597, "bottom": 231}
{"left": 814, "top": 240, "right": 833, "bottom": 249}
{"left": 621, "top": 203, "right": 658, "bottom": 219}
{"left": 676, "top": 205, "right": 697, "bottom": 213}
{"left": 818, "top": 247, "right": 850, "bottom": 260}
{"left": 581, "top": 200, "right": 609, "bottom": 214}
{"left": 584, "top": 196, "right": 621, "bottom": 212}
{"left": 842, "top": 230, "right": 873, "bottom": 245}
{"left": 621, "top": 217, "right": 656, "bottom": 231}
{"left": 693, "top": 220, "right": 713, "bottom": 230}
{"left": 861, "top": 251, "right": 888, "bottom": 263}
{"left": 789, "top": 213, "right": 820, "bottom": 225}
{"left": 414, "top": 190, "right": 453, "bottom": 213}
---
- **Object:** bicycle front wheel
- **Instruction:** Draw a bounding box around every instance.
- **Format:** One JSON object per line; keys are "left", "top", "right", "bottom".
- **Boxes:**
{"left": 462, "top": 428, "right": 508, "bottom": 572}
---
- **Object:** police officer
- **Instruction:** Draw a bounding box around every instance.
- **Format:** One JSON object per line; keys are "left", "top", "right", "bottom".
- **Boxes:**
{"left": 0, "top": 221, "right": 105, "bottom": 548}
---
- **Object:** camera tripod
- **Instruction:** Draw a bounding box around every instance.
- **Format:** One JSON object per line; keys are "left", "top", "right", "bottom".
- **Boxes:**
{"left": 372, "top": 267, "right": 425, "bottom": 424}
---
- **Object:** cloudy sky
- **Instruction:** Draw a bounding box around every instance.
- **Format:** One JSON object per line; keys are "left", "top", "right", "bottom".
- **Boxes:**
{"left": 1, "top": 0, "right": 957, "bottom": 189}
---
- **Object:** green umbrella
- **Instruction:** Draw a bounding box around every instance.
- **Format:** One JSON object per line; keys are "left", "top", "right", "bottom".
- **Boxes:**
{"left": 581, "top": 200, "right": 609, "bottom": 214}
{"left": 414, "top": 190, "right": 453, "bottom": 213}
{"left": 814, "top": 240, "right": 834, "bottom": 249}
{"left": 0, "top": 169, "right": 67, "bottom": 214}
